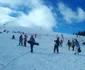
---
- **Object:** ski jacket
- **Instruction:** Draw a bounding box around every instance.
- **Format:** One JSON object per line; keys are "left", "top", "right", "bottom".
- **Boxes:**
{"left": 24, "top": 36, "right": 27, "bottom": 42}
{"left": 54, "top": 40, "right": 60, "bottom": 46}
{"left": 30, "top": 36, "right": 35, "bottom": 42}
{"left": 19, "top": 35, "right": 23, "bottom": 42}
{"left": 75, "top": 41, "right": 80, "bottom": 48}
{"left": 67, "top": 42, "right": 71, "bottom": 46}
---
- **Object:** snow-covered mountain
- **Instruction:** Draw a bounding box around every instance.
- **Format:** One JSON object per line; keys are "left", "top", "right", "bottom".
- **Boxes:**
{"left": 0, "top": 27, "right": 85, "bottom": 70}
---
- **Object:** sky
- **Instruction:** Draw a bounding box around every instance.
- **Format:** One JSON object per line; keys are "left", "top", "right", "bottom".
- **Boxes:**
{"left": 0, "top": 0, "right": 85, "bottom": 34}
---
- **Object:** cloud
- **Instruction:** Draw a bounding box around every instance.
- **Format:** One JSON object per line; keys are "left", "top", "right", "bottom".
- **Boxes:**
{"left": 16, "top": 5, "right": 56, "bottom": 31}
{"left": 0, "top": 0, "right": 56, "bottom": 31}
{"left": 0, "top": 6, "right": 15, "bottom": 24}
{"left": 0, "top": 0, "right": 43, "bottom": 9}
{"left": 0, "top": 0, "right": 26, "bottom": 8}
{"left": 58, "top": 2, "right": 85, "bottom": 24}
{"left": 77, "top": 8, "right": 85, "bottom": 22}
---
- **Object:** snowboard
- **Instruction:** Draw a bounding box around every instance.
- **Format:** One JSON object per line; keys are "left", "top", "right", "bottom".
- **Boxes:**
{"left": 27, "top": 41, "right": 39, "bottom": 46}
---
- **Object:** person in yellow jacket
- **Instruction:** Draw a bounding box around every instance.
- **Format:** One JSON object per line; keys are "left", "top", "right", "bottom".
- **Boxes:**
{"left": 71, "top": 40, "right": 75, "bottom": 51}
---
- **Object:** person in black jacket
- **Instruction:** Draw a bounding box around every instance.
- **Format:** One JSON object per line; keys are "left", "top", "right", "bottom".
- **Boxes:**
{"left": 12, "top": 35, "right": 15, "bottom": 39}
{"left": 67, "top": 40, "right": 71, "bottom": 50}
{"left": 30, "top": 35, "right": 35, "bottom": 53}
{"left": 54, "top": 37, "right": 60, "bottom": 53}
{"left": 19, "top": 34, "right": 23, "bottom": 46}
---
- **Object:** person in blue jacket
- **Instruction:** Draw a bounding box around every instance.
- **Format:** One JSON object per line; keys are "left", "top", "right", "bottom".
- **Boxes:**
{"left": 30, "top": 35, "right": 35, "bottom": 53}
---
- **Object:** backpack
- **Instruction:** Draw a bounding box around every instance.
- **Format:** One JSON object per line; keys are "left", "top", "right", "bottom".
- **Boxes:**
{"left": 78, "top": 47, "right": 81, "bottom": 53}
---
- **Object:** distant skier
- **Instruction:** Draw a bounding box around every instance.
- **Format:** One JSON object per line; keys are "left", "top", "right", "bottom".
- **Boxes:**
{"left": 61, "top": 34, "right": 64, "bottom": 41}
{"left": 35, "top": 34, "right": 37, "bottom": 38}
{"left": 19, "top": 34, "right": 23, "bottom": 46}
{"left": 67, "top": 40, "right": 71, "bottom": 50}
{"left": 74, "top": 39, "right": 81, "bottom": 55}
{"left": 24, "top": 35, "right": 28, "bottom": 47}
{"left": 71, "top": 40, "right": 75, "bottom": 51}
{"left": 3, "top": 29, "right": 6, "bottom": 32}
{"left": 54, "top": 37, "right": 60, "bottom": 53}
{"left": 7, "top": 31, "right": 9, "bottom": 33}
{"left": 12, "top": 35, "right": 15, "bottom": 39}
{"left": 29, "top": 35, "right": 35, "bottom": 53}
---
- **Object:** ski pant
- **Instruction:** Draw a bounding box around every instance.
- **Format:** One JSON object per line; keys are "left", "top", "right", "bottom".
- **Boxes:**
{"left": 54, "top": 45, "right": 59, "bottom": 53}
{"left": 75, "top": 47, "right": 79, "bottom": 55}
{"left": 19, "top": 41, "right": 23, "bottom": 46}
{"left": 72, "top": 46, "right": 74, "bottom": 51}
{"left": 60, "top": 44, "right": 62, "bottom": 47}
{"left": 24, "top": 41, "right": 26, "bottom": 47}
{"left": 30, "top": 44, "right": 34, "bottom": 53}
{"left": 68, "top": 45, "right": 71, "bottom": 50}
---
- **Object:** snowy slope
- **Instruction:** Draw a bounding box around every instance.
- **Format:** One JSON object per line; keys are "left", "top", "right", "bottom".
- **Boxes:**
{"left": 0, "top": 27, "right": 85, "bottom": 70}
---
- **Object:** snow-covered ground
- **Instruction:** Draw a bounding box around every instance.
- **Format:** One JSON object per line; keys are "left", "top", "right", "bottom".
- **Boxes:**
{"left": 0, "top": 28, "right": 85, "bottom": 70}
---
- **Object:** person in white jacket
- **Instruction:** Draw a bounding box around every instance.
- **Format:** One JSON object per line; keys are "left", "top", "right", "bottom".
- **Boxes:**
{"left": 74, "top": 39, "right": 80, "bottom": 55}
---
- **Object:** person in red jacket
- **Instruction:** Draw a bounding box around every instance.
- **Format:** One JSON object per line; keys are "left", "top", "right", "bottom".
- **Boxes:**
{"left": 24, "top": 35, "right": 28, "bottom": 47}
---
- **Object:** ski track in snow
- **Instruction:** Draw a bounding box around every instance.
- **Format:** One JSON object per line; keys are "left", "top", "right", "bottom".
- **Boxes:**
{"left": 1, "top": 52, "right": 29, "bottom": 70}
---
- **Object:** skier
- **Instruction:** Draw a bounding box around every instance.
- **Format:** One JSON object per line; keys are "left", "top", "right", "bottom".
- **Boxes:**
{"left": 24, "top": 35, "right": 28, "bottom": 47}
{"left": 35, "top": 34, "right": 37, "bottom": 38}
{"left": 54, "top": 37, "right": 60, "bottom": 53}
{"left": 12, "top": 35, "right": 15, "bottom": 39}
{"left": 61, "top": 34, "right": 64, "bottom": 41}
{"left": 30, "top": 35, "right": 35, "bottom": 53}
{"left": 71, "top": 40, "right": 75, "bottom": 51}
{"left": 3, "top": 29, "right": 6, "bottom": 32}
{"left": 74, "top": 39, "right": 80, "bottom": 55}
{"left": 60, "top": 39, "right": 63, "bottom": 47}
{"left": 67, "top": 40, "right": 71, "bottom": 50}
{"left": 19, "top": 34, "right": 23, "bottom": 46}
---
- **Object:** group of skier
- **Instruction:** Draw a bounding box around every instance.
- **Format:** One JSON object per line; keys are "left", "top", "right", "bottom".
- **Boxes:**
{"left": 19, "top": 34, "right": 35, "bottom": 53}
{"left": 67, "top": 40, "right": 75, "bottom": 51}
{"left": 54, "top": 37, "right": 81, "bottom": 55}
{"left": 66, "top": 39, "right": 81, "bottom": 55}
{"left": 13, "top": 33, "right": 81, "bottom": 55}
